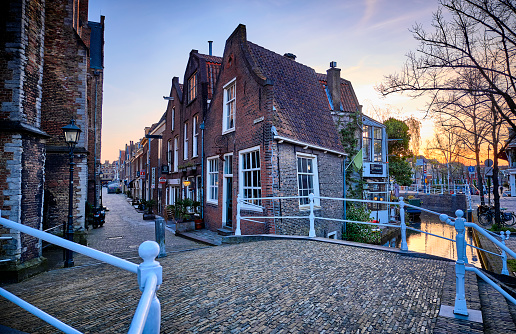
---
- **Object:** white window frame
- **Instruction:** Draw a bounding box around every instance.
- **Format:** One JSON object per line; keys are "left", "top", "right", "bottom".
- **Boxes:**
{"left": 173, "top": 136, "right": 179, "bottom": 172}
{"left": 167, "top": 139, "right": 172, "bottom": 172}
{"left": 192, "top": 115, "right": 198, "bottom": 157}
{"left": 171, "top": 107, "right": 175, "bottom": 131}
{"left": 183, "top": 121, "right": 189, "bottom": 160}
{"left": 296, "top": 153, "right": 320, "bottom": 208}
{"left": 188, "top": 72, "right": 197, "bottom": 103}
{"left": 207, "top": 156, "right": 219, "bottom": 204}
{"left": 239, "top": 146, "right": 262, "bottom": 212}
{"left": 222, "top": 77, "right": 236, "bottom": 134}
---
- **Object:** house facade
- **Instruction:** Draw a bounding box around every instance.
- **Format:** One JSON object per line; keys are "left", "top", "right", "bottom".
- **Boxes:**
{"left": 118, "top": 24, "right": 389, "bottom": 237}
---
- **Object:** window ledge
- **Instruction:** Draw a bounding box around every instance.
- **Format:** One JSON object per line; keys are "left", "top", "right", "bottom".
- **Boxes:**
{"left": 207, "top": 200, "right": 218, "bottom": 206}
{"left": 299, "top": 205, "right": 322, "bottom": 212}
{"left": 222, "top": 128, "right": 235, "bottom": 135}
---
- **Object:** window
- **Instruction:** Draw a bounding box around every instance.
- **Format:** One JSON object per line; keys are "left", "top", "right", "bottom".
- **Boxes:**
{"left": 207, "top": 157, "right": 218, "bottom": 203}
{"left": 373, "top": 128, "right": 383, "bottom": 162}
{"left": 192, "top": 115, "right": 198, "bottom": 157}
{"left": 188, "top": 73, "right": 197, "bottom": 102}
{"left": 183, "top": 122, "right": 189, "bottom": 160}
{"left": 240, "top": 148, "right": 261, "bottom": 208}
{"left": 173, "top": 136, "right": 179, "bottom": 172}
{"left": 363, "top": 125, "right": 384, "bottom": 163}
{"left": 224, "top": 154, "right": 233, "bottom": 175}
{"left": 223, "top": 78, "right": 236, "bottom": 133}
{"left": 196, "top": 175, "right": 202, "bottom": 203}
{"left": 167, "top": 139, "right": 172, "bottom": 172}
{"left": 363, "top": 125, "right": 372, "bottom": 163}
{"left": 171, "top": 107, "right": 175, "bottom": 131}
{"left": 297, "top": 154, "right": 320, "bottom": 207}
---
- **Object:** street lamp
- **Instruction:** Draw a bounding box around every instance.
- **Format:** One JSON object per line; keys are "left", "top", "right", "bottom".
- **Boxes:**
{"left": 62, "top": 119, "right": 81, "bottom": 268}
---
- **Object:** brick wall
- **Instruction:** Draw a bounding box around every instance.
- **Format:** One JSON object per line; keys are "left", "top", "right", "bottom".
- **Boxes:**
{"left": 0, "top": 1, "right": 47, "bottom": 267}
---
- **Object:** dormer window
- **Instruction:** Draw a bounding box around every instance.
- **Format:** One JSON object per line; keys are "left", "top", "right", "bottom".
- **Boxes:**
{"left": 363, "top": 125, "right": 384, "bottom": 162}
{"left": 188, "top": 72, "right": 197, "bottom": 103}
{"left": 223, "top": 78, "right": 236, "bottom": 133}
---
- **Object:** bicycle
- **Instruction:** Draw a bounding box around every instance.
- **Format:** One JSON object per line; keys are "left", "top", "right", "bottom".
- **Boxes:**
{"left": 477, "top": 205, "right": 516, "bottom": 226}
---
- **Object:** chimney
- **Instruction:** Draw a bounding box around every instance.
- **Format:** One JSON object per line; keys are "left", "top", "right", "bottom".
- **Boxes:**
{"left": 283, "top": 53, "right": 296, "bottom": 60}
{"left": 208, "top": 41, "right": 213, "bottom": 56}
{"left": 327, "top": 61, "right": 341, "bottom": 111}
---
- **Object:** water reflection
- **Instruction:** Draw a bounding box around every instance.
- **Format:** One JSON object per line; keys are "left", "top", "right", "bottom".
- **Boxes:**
{"left": 385, "top": 213, "right": 481, "bottom": 268}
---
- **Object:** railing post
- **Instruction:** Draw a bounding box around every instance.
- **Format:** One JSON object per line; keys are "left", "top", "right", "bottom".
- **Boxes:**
{"left": 137, "top": 241, "right": 162, "bottom": 333}
{"left": 309, "top": 193, "right": 316, "bottom": 237}
{"left": 235, "top": 193, "right": 242, "bottom": 236}
{"left": 399, "top": 197, "right": 408, "bottom": 251}
{"left": 501, "top": 231, "right": 510, "bottom": 276}
{"left": 453, "top": 210, "right": 469, "bottom": 316}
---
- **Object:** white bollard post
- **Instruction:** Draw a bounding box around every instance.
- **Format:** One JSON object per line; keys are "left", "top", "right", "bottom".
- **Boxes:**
{"left": 453, "top": 210, "right": 469, "bottom": 316}
{"left": 137, "top": 241, "right": 162, "bottom": 333}
{"left": 308, "top": 193, "right": 316, "bottom": 237}
{"left": 235, "top": 193, "right": 242, "bottom": 236}
{"left": 502, "top": 231, "right": 510, "bottom": 276}
{"left": 399, "top": 197, "right": 408, "bottom": 251}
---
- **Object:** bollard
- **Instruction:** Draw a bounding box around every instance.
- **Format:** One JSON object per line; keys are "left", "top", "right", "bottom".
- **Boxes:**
{"left": 235, "top": 193, "right": 242, "bottom": 236}
{"left": 154, "top": 217, "right": 166, "bottom": 258}
{"left": 399, "top": 197, "right": 408, "bottom": 251}
{"left": 308, "top": 193, "right": 316, "bottom": 238}
{"left": 501, "top": 231, "right": 510, "bottom": 276}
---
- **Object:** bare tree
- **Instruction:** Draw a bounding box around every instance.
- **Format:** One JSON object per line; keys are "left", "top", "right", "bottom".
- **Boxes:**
{"left": 405, "top": 116, "right": 421, "bottom": 157}
{"left": 424, "top": 123, "right": 468, "bottom": 190}
{"left": 377, "top": 0, "right": 516, "bottom": 145}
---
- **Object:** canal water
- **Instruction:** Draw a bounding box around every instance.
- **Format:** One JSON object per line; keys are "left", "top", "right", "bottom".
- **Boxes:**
{"left": 385, "top": 213, "right": 482, "bottom": 268}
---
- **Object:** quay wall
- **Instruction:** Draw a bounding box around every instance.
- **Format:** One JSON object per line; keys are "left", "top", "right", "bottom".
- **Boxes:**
{"left": 410, "top": 193, "right": 467, "bottom": 215}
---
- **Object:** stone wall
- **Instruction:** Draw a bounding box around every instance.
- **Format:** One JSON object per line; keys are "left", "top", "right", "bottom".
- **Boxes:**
{"left": 411, "top": 193, "right": 467, "bottom": 214}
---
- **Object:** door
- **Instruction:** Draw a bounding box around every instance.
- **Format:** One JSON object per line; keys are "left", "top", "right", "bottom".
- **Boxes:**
{"left": 224, "top": 177, "right": 233, "bottom": 227}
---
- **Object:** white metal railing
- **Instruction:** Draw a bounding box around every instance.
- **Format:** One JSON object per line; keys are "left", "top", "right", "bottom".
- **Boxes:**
{"left": 0, "top": 210, "right": 162, "bottom": 334}
{"left": 235, "top": 193, "right": 516, "bottom": 316}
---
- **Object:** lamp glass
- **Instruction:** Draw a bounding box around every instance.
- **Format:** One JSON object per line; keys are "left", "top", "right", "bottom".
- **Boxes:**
{"left": 62, "top": 119, "right": 81, "bottom": 146}
{"left": 183, "top": 180, "right": 191, "bottom": 187}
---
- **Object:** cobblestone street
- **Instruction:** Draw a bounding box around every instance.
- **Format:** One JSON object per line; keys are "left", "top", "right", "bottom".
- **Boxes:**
{"left": 0, "top": 190, "right": 513, "bottom": 333}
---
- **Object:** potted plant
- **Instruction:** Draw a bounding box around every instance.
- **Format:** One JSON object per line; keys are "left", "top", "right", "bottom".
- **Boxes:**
{"left": 171, "top": 198, "right": 195, "bottom": 233}
{"left": 142, "top": 199, "right": 156, "bottom": 220}
{"left": 192, "top": 201, "right": 203, "bottom": 229}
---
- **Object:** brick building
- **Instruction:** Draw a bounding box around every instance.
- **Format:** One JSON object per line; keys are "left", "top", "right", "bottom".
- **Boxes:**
{"left": 118, "top": 24, "right": 387, "bottom": 238}
{"left": 0, "top": 0, "right": 104, "bottom": 280}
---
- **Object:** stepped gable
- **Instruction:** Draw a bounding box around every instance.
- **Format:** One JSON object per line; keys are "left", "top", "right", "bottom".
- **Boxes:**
{"left": 316, "top": 72, "right": 360, "bottom": 113}
{"left": 246, "top": 41, "right": 345, "bottom": 154}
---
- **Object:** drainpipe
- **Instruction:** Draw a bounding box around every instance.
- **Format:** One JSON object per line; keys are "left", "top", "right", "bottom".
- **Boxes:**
{"left": 200, "top": 122, "right": 205, "bottom": 220}
{"left": 343, "top": 156, "right": 347, "bottom": 235}
{"left": 93, "top": 71, "right": 99, "bottom": 209}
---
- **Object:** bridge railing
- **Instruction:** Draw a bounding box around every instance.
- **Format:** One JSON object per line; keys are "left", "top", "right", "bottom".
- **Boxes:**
{"left": 235, "top": 193, "right": 516, "bottom": 316}
{"left": 0, "top": 210, "right": 162, "bottom": 334}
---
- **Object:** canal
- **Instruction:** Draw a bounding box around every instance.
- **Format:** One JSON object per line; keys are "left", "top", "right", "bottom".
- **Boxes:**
{"left": 385, "top": 212, "right": 482, "bottom": 268}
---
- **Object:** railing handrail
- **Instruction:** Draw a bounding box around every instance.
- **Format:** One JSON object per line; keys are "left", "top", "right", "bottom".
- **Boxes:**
{"left": 0, "top": 212, "right": 162, "bottom": 333}
{"left": 0, "top": 216, "right": 138, "bottom": 273}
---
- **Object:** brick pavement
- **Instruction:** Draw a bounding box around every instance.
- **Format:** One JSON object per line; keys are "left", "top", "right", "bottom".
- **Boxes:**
{"left": 46, "top": 189, "right": 207, "bottom": 269}
{"left": 0, "top": 238, "right": 485, "bottom": 334}
{"left": 1, "top": 190, "right": 516, "bottom": 333}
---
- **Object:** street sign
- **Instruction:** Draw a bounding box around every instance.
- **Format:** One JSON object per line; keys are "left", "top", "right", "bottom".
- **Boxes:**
{"left": 485, "top": 159, "right": 493, "bottom": 167}
{"left": 468, "top": 166, "right": 475, "bottom": 173}
{"left": 159, "top": 177, "right": 166, "bottom": 184}
{"left": 485, "top": 166, "right": 493, "bottom": 176}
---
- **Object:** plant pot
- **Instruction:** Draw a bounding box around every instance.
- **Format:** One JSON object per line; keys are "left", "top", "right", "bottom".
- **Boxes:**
{"left": 194, "top": 219, "right": 204, "bottom": 230}
{"left": 175, "top": 220, "right": 195, "bottom": 233}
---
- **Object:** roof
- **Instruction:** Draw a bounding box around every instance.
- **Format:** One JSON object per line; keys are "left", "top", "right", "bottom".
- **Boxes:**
{"left": 316, "top": 73, "right": 360, "bottom": 113}
{"left": 246, "top": 41, "right": 345, "bottom": 154}
{"left": 198, "top": 53, "right": 222, "bottom": 99}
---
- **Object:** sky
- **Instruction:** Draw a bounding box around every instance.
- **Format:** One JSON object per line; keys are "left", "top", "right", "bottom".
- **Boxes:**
{"left": 88, "top": 0, "right": 439, "bottom": 163}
